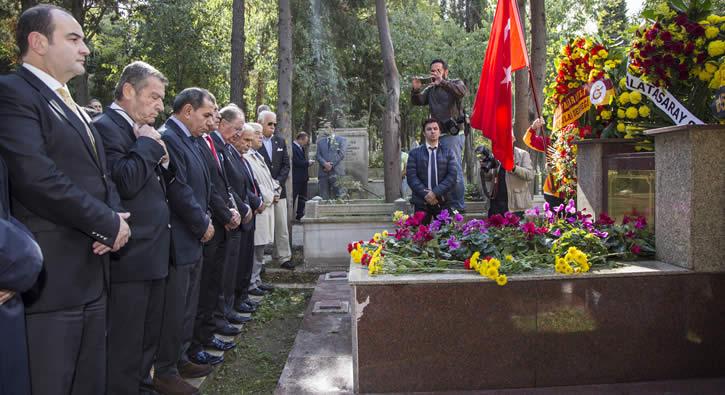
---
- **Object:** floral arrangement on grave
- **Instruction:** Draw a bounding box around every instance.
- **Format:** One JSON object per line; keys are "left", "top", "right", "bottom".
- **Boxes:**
{"left": 625, "top": 1, "right": 725, "bottom": 128}
{"left": 348, "top": 204, "right": 655, "bottom": 286}
{"left": 538, "top": 36, "right": 626, "bottom": 199}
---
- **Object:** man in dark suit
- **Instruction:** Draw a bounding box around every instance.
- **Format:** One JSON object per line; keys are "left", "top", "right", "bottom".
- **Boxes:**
{"left": 292, "top": 132, "right": 313, "bottom": 221}
{"left": 0, "top": 155, "right": 43, "bottom": 395}
{"left": 154, "top": 88, "right": 216, "bottom": 395}
{"left": 187, "top": 103, "right": 243, "bottom": 366}
{"left": 257, "top": 110, "right": 293, "bottom": 271}
{"left": 93, "top": 61, "right": 171, "bottom": 395}
{"left": 406, "top": 118, "right": 458, "bottom": 223}
{"left": 0, "top": 6, "right": 131, "bottom": 394}
{"left": 216, "top": 105, "right": 261, "bottom": 317}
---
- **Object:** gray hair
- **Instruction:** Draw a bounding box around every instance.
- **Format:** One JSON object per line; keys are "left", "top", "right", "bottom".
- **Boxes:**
{"left": 172, "top": 87, "right": 213, "bottom": 114}
{"left": 220, "top": 104, "right": 244, "bottom": 123}
{"left": 113, "top": 61, "right": 168, "bottom": 101}
{"left": 248, "top": 122, "right": 263, "bottom": 133}
{"left": 256, "top": 104, "right": 271, "bottom": 117}
{"left": 257, "top": 110, "right": 275, "bottom": 123}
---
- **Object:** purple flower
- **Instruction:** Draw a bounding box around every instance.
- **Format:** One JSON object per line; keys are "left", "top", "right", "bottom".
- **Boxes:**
{"left": 565, "top": 199, "right": 576, "bottom": 214}
{"left": 551, "top": 228, "right": 562, "bottom": 237}
{"left": 446, "top": 235, "right": 461, "bottom": 250}
{"left": 429, "top": 219, "right": 442, "bottom": 232}
{"left": 634, "top": 216, "right": 647, "bottom": 230}
{"left": 553, "top": 204, "right": 565, "bottom": 214}
{"left": 593, "top": 229, "right": 609, "bottom": 239}
{"left": 543, "top": 202, "right": 550, "bottom": 212}
{"left": 436, "top": 210, "right": 451, "bottom": 223}
{"left": 454, "top": 213, "right": 464, "bottom": 222}
{"left": 504, "top": 212, "right": 521, "bottom": 226}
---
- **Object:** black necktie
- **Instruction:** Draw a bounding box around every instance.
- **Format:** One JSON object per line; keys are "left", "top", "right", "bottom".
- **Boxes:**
{"left": 428, "top": 146, "right": 438, "bottom": 190}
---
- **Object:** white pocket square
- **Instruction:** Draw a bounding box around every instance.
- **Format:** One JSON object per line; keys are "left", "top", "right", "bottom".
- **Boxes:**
{"left": 277, "top": 148, "right": 283, "bottom": 151}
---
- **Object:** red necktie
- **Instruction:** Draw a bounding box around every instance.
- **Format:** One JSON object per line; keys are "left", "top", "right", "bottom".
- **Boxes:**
{"left": 205, "top": 135, "right": 221, "bottom": 170}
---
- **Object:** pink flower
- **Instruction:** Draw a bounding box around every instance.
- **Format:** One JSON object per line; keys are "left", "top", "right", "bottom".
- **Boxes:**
{"left": 630, "top": 244, "right": 642, "bottom": 255}
{"left": 504, "top": 212, "right": 520, "bottom": 227}
{"left": 634, "top": 216, "right": 647, "bottom": 230}
{"left": 406, "top": 211, "right": 427, "bottom": 227}
{"left": 413, "top": 225, "right": 433, "bottom": 244}
{"left": 521, "top": 222, "right": 537, "bottom": 238}
{"left": 486, "top": 214, "right": 506, "bottom": 228}
{"left": 596, "top": 213, "right": 615, "bottom": 226}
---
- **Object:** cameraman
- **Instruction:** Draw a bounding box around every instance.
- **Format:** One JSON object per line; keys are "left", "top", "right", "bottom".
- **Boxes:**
{"left": 411, "top": 59, "right": 468, "bottom": 211}
{"left": 479, "top": 138, "right": 534, "bottom": 217}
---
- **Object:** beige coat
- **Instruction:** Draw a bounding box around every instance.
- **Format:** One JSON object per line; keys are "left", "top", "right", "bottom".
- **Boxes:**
{"left": 505, "top": 147, "right": 534, "bottom": 212}
{"left": 245, "top": 149, "right": 279, "bottom": 246}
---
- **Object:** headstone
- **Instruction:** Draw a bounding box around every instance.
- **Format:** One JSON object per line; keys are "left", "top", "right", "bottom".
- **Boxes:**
{"left": 328, "top": 128, "right": 369, "bottom": 185}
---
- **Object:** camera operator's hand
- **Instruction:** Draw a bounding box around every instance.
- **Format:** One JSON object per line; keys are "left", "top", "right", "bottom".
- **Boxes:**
{"left": 412, "top": 78, "right": 422, "bottom": 91}
{"left": 430, "top": 70, "right": 443, "bottom": 85}
{"left": 531, "top": 117, "right": 545, "bottom": 131}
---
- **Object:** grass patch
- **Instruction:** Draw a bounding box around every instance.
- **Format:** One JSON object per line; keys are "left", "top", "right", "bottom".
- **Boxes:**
{"left": 201, "top": 289, "right": 312, "bottom": 394}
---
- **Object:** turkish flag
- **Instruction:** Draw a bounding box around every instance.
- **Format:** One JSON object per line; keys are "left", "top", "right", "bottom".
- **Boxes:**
{"left": 470, "top": 0, "right": 529, "bottom": 171}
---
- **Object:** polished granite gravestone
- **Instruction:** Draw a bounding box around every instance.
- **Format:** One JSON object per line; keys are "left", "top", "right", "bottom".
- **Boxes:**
{"left": 349, "top": 262, "right": 725, "bottom": 393}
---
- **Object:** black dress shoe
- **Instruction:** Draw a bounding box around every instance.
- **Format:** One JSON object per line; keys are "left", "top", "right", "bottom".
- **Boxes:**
{"left": 205, "top": 336, "right": 237, "bottom": 351}
{"left": 244, "top": 298, "right": 261, "bottom": 308}
{"left": 235, "top": 301, "right": 256, "bottom": 314}
{"left": 189, "top": 350, "right": 224, "bottom": 366}
{"left": 280, "top": 260, "right": 295, "bottom": 270}
{"left": 226, "top": 312, "right": 251, "bottom": 325}
{"left": 248, "top": 287, "right": 268, "bottom": 296}
{"left": 258, "top": 283, "right": 275, "bottom": 292}
{"left": 177, "top": 361, "right": 212, "bottom": 379}
{"left": 215, "top": 324, "right": 242, "bottom": 337}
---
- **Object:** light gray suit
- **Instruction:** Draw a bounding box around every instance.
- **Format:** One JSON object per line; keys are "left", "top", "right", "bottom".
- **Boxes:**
{"left": 316, "top": 134, "right": 347, "bottom": 199}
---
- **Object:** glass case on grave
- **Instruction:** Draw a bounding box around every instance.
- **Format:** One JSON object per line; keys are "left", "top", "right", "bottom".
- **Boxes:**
{"left": 606, "top": 152, "right": 655, "bottom": 227}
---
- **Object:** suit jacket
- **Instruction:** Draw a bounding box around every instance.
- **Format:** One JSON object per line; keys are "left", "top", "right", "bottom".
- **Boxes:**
{"left": 197, "top": 133, "right": 235, "bottom": 227}
{"left": 225, "top": 145, "right": 262, "bottom": 233}
{"left": 292, "top": 142, "right": 309, "bottom": 185}
{"left": 316, "top": 134, "right": 346, "bottom": 178}
{"left": 259, "top": 134, "right": 290, "bottom": 198}
{"left": 0, "top": 66, "right": 122, "bottom": 313}
{"left": 504, "top": 147, "right": 534, "bottom": 212}
{"left": 160, "top": 119, "right": 211, "bottom": 266}
{"left": 0, "top": 155, "right": 42, "bottom": 395}
{"left": 244, "top": 150, "right": 276, "bottom": 246}
{"left": 406, "top": 144, "right": 458, "bottom": 209}
{"left": 93, "top": 108, "right": 171, "bottom": 282}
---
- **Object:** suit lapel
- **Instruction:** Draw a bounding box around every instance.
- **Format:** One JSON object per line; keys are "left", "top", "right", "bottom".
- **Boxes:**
{"left": 105, "top": 108, "right": 135, "bottom": 142}
{"left": 17, "top": 67, "right": 101, "bottom": 169}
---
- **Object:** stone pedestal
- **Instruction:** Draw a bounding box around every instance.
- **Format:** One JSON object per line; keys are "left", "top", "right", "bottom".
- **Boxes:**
{"left": 575, "top": 139, "right": 644, "bottom": 218}
{"left": 349, "top": 262, "right": 725, "bottom": 393}
{"left": 331, "top": 128, "right": 369, "bottom": 184}
{"left": 644, "top": 124, "right": 725, "bottom": 271}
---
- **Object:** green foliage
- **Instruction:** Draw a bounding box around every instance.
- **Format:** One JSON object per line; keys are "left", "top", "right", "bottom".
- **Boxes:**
{"left": 597, "top": 0, "right": 629, "bottom": 46}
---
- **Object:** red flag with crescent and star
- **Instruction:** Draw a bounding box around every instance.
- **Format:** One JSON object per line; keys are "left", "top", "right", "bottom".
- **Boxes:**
{"left": 469, "top": 0, "right": 529, "bottom": 171}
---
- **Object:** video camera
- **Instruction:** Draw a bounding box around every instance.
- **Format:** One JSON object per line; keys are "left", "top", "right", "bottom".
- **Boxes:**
{"left": 475, "top": 145, "right": 500, "bottom": 172}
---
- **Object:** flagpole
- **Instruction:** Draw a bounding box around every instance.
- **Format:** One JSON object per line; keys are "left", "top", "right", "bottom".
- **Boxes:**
{"left": 527, "top": 66, "right": 542, "bottom": 120}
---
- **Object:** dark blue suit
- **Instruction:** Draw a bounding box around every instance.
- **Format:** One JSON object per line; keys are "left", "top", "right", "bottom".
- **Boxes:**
{"left": 0, "top": 155, "right": 42, "bottom": 395}
{"left": 0, "top": 66, "right": 122, "bottom": 394}
{"left": 292, "top": 142, "right": 309, "bottom": 220}
{"left": 406, "top": 143, "right": 458, "bottom": 213}
{"left": 156, "top": 117, "right": 211, "bottom": 377}
{"left": 94, "top": 108, "right": 172, "bottom": 394}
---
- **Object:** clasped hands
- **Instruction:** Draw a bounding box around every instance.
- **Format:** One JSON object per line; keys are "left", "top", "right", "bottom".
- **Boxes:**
{"left": 92, "top": 212, "right": 132, "bottom": 255}
{"left": 424, "top": 189, "right": 439, "bottom": 206}
{"left": 134, "top": 124, "right": 169, "bottom": 166}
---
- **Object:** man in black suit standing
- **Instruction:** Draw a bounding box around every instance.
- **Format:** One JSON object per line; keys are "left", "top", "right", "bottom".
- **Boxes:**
{"left": 0, "top": 155, "right": 43, "bottom": 395}
{"left": 257, "top": 110, "right": 293, "bottom": 270}
{"left": 187, "top": 103, "right": 243, "bottom": 366}
{"left": 292, "top": 132, "right": 313, "bottom": 221}
{"left": 0, "top": 5, "right": 132, "bottom": 394}
{"left": 154, "top": 88, "right": 216, "bottom": 395}
{"left": 93, "top": 61, "right": 171, "bottom": 395}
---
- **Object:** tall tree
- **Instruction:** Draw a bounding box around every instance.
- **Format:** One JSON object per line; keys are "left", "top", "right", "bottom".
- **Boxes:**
{"left": 230, "top": 0, "right": 245, "bottom": 110}
{"left": 530, "top": 0, "right": 547, "bottom": 193}
{"left": 597, "top": 0, "right": 628, "bottom": 46}
{"left": 513, "top": 0, "right": 529, "bottom": 150}
{"left": 375, "top": 0, "right": 401, "bottom": 202}
{"left": 277, "top": 0, "right": 294, "bottom": 232}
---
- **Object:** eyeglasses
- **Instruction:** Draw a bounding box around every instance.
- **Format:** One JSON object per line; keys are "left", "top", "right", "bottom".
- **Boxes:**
{"left": 267, "top": 122, "right": 277, "bottom": 126}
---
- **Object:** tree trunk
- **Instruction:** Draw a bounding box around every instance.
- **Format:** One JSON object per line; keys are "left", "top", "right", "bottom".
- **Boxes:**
{"left": 530, "top": 0, "right": 547, "bottom": 194}
{"left": 375, "top": 0, "right": 401, "bottom": 202}
{"left": 230, "top": 0, "right": 245, "bottom": 108}
{"left": 512, "top": 0, "right": 529, "bottom": 150}
{"left": 255, "top": 72, "right": 265, "bottom": 113}
{"left": 277, "top": 0, "right": 294, "bottom": 236}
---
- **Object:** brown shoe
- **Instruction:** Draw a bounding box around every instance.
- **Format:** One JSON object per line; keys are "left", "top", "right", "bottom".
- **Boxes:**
{"left": 178, "top": 361, "right": 213, "bottom": 379}
{"left": 152, "top": 374, "right": 200, "bottom": 395}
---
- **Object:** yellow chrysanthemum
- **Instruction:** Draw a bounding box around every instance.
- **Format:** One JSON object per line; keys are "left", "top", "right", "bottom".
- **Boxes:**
{"left": 705, "top": 63, "right": 718, "bottom": 73}
{"left": 626, "top": 107, "right": 639, "bottom": 119}
{"left": 619, "top": 77, "right": 626, "bottom": 89}
{"left": 707, "top": 15, "right": 719, "bottom": 24}
{"left": 505, "top": 255, "right": 513, "bottom": 262}
{"left": 373, "top": 233, "right": 382, "bottom": 242}
{"left": 486, "top": 267, "right": 499, "bottom": 279}
{"left": 705, "top": 26, "right": 719, "bottom": 39}
{"left": 617, "top": 122, "right": 625, "bottom": 132}
{"left": 708, "top": 40, "right": 725, "bottom": 57}
{"left": 638, "top": 105, "right": 651, "bottom": 118}
{"left": 629, "top": 91, "right": 642, "bottom": 105}
{"left": 617, "top": 109, "right": 626, "bottom": 119}
{"left": 699, "top": 70, "right": 713, "bottom": 81}
{"left": 490, "top": 258, "right": 501, "bottom": 270}
{"left": 496, "top": 275, "right": 508, "bottom": 286}
{"left": 601, "top": 110, "right": 612, "bottom": 120}
{"left": 619, "top": 92, "right": 630, "bottom": 105}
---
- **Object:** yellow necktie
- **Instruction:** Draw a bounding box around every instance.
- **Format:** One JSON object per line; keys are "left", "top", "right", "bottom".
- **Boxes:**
{"left": 55, "top": 87, "right": 98, "bottom": 158}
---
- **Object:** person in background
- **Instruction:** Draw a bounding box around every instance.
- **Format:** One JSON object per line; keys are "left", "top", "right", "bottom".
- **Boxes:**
{"left": 524, "top": 117, "right": 565, "bottom": 208}
{"left": 316, "top": 127, "right": 347, "bottom": 200}
{"left": 292, "top": 131, "right": 313, "bottom": 221}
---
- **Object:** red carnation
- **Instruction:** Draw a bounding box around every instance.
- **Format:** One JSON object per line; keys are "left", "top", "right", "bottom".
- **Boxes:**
{"left": 347, "top": 243, "right": 354, "bottom": 253}
{"left": 361, "top": 254, "right": 371, "bottom": 266}
{"left": 464, "top": 258, "right": 471, "bottom": 270}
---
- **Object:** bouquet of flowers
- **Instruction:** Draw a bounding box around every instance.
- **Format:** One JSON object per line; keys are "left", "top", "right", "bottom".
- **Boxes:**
{"left": 628, "top": 1, "right": 724, "bottom": 125}
{"left": 348, "top": 204, "right": 656, "bottom": 286}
